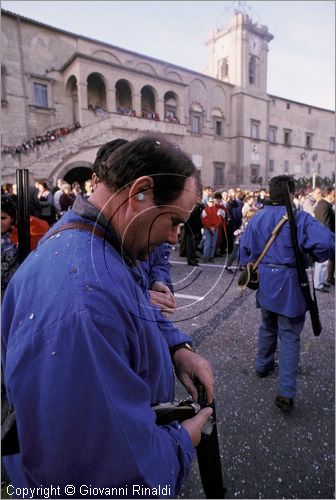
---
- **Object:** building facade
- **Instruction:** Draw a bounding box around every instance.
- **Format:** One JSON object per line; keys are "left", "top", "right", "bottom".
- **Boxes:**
{"left": 1, "top": 8, "right": 335, "bottom": 189}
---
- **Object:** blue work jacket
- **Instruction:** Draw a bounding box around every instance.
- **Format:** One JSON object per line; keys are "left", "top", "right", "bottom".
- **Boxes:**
{"left": 2, "top": 208, "right": 194, "bottom": 497}
{"left": 239, "top": 205, "right": 334, "bottom": 317}
{"left": 138, "top": 244, "right": 192, "bottom": 350}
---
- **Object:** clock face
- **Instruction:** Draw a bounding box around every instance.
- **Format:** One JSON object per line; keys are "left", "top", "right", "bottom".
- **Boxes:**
{"left": 248, "top": 38, "right": 262, "bottom": 55}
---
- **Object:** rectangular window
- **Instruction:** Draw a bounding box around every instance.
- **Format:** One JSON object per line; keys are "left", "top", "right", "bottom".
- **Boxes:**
{"left": 317, "top": 162, "right": 322, "bottom": 175}
{"left": 269, "top": 126, "right": 277, "bottom": 143}
{"left": 213, "top": 162, "right": 225, "bottom": 186}
{"left": 305, "top": 133, "right": 313, "bottom": 149}
{"left": 330, "top": 137, "right": 335, "bottom": 152}
{"left": 215, "top": 120, "right": 223, "bottom": 136}
{"left": 284, "top": 129, "right": 292, "bottom": 146}
{"left": 284, "top": 160, "right": 289, "bottom": 173}
{"left": 286, "top": 103, "right": 290, "bottom": 109}
{"left": 305, "top": 162, "right": 310, "bottom": 175}
{"left": 33, "top": 83, "right": 48, "bottom": 108}
{"left": 250, "top": 120, "right": 260, "bottom": 140}
{"left": 269, "top": 159, "right": 274, "bottom": 173}
{"left": 191, "top": 114, "right": 201, "bottom": 134}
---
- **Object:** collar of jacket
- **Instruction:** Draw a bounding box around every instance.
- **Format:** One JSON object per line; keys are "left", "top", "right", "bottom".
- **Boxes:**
{"left": 72, "top": 195, "right": 135, "bottom": 267}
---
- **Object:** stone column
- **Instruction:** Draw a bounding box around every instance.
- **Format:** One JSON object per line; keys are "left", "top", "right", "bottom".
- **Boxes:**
{"left": 132, "top": 94, "right": 142, "bottom": 117}
{"left": 176, "top": 102, "right": 184, "bottom": 124}
{"left": 106, "top": 87, "right": 116, "bottom": 113}
{"left": 77, "top": 82, "right": 88, "bottom": 126}
{"left": 156, "top": 99, "right": 165, "bottom": 121}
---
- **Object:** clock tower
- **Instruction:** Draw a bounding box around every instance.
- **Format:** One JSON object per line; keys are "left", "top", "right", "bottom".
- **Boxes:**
{"left": 205, "top": 9, "right": 273, "bottom": 96}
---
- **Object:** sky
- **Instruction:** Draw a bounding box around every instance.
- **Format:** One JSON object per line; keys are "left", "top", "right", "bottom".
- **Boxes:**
{"left": 1, "top": 0, "right": 335, "bottom": 110}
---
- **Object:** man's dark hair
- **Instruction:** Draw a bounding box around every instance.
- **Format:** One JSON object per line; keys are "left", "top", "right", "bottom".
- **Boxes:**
{"left": 322, "top": 186, "right": 334, "bottom": 197}
{"left": 99, "top": 135, "right": 199, "bottom": 205}
{"left": 92, "top": 139, "right": 129, "bottom": 176}
{"left": 269, "top": 175, "right": 296, "bottom": 204}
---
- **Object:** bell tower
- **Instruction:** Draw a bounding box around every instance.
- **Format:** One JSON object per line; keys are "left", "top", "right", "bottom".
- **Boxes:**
{"left": 205, "top": 6, "right": 273, "bottom": 97}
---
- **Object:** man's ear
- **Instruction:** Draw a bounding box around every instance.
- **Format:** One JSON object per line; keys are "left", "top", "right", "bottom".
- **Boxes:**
{"left": 129, "top": 176, "right": 154, "bottom": 209}
{"left": 92, "top": 173, "right": 99, "bottom": 189}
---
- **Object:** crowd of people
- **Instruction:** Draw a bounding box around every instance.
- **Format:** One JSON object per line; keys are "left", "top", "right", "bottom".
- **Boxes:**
{"left": 1, "top": 177, "right": 93, "bottom": 294}
{"left": 1, "top": 136, "right": 335, "bottom": 497}
{"left": 178, "top": 184, "right": 335, "bottom": 285}
{"left": 116, "top": 105, "right": 137, "bottom": 116}
{"left": 1, "top": 122, "right": 81, "bottom": 156}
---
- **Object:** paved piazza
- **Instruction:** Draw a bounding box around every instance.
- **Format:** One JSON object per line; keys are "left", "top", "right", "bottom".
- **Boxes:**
{"left": 167, "top": 248, "right": 335, "bottom": 499}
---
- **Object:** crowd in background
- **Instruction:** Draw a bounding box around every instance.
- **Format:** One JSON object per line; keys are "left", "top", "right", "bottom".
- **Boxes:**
{"left": 1, "top": 177, "right": 93, "bottom": 294}
{"left": 178, "top": 184, "right": 335, "bottom": 289}
{"left": 1, "top": 122, "right": 81, "bottom": 156}
{"left": 1, "top": 177, "right": 335, "bottom": 295}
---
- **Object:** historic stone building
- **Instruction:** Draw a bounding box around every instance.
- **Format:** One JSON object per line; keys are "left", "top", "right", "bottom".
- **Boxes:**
{"left": 1, "top": 8, "right": 335, "bottom": 189}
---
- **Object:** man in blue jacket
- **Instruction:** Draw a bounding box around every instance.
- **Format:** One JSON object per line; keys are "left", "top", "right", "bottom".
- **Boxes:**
{"left": 2, "top": 135, "right": 214, "bottom": 497}
{"left": 94, "top": 139, "right": 187, "bottom": 345}
{"left": 239, "top": 175, "right": 334, "bottom": 413}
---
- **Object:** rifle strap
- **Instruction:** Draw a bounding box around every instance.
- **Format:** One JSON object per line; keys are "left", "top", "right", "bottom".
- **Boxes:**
{"left": 252, "top": 213, "right": 288, "bottom": 270}
{"left": 44, "top": 222, "right": 114, "bottom": 245}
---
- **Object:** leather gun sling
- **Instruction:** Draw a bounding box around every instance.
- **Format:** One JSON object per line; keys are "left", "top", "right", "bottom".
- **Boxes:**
{"left": 44, "top": 222, "right": 113, "bottom": 244}
{"left": 252, "top": 213, "right": 288, "bottom": 271}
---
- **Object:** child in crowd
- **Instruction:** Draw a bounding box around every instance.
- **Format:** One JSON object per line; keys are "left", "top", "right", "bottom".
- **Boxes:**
{"left": 1, "top": 197, "right": 19, "bottom": 294}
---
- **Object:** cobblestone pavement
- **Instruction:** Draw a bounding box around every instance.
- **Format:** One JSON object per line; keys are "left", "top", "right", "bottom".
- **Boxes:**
{"left": 168, "top": 248, "right": 335, "bottom": 500}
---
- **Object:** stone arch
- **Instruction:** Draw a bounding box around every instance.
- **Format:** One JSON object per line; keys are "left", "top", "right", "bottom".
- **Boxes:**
{"left": 87, "top": 72, "right": 107, "bottom": 110}
{"left": 211, "top": 106, "right": 224, "bottom": 118}
{"left": 188, "top": 78, "right": 206, "bottom": 119}
{"left": 65, "top": 75, "right": 79, "bottom": 124}
{"left": 218, "top": 58, "right": 229, "bottom": 80}
{"left": 189, "top": 78, "right": 207, "bottom": 99}
{"left": 53, "top": 161, "right": 93, "bottom": 189}
{"left": 164, "top": 90, "right": 179, "bottom": 122}
{"left": 167, "top": 71, "right": 183, "bottom": 83}
{"left": 135, "top": 61, "right": 157, "bottom": 76}
{"left": 31, "top": 32, "right": 49, "bottom": 50}
{"left": 208, "top": 85, "right": 226, "bottom": 123}
{"left": 141, "top": 85, "right": 158, "bottom": 116}
{"left": 190, "top": 101, "right": 204, "bottom": 113}
{"left": 92, "top": 50, "right": 122, "bottom": 65}
{"left": 115, "top": 79, "right": 134, "bottom": 112}
{"left": 210, "top": 85, "right": 227, "bottom": 104}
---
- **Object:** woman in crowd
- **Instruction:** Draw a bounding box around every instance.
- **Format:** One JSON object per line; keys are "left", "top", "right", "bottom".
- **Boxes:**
{"left": 36, "top": 179, "right": 55, "bottom": 225}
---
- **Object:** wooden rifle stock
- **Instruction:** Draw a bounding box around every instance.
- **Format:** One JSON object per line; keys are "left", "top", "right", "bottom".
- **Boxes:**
{"left": 281, "top": 182, "right": 322, "bottom": 336}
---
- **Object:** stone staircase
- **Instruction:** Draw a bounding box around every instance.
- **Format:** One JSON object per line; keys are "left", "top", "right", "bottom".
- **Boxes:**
{"left": 2, "top": 112, "right": 187, "bottom": 182}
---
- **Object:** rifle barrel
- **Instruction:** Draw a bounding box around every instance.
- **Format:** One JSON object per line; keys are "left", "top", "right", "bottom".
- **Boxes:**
{"left": 16, "top": 168, "right": 31, "bottom": 263}
{"left": 281, "top": 181, "right": 322, "bottom": 336}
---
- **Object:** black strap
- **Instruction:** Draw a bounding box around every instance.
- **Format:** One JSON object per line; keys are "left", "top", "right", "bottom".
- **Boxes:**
{"left": 44, "top": 222, "right": 114, "bottom": 245}
{"left": 252, "top": 213, "right": 288, "bottom": 271}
